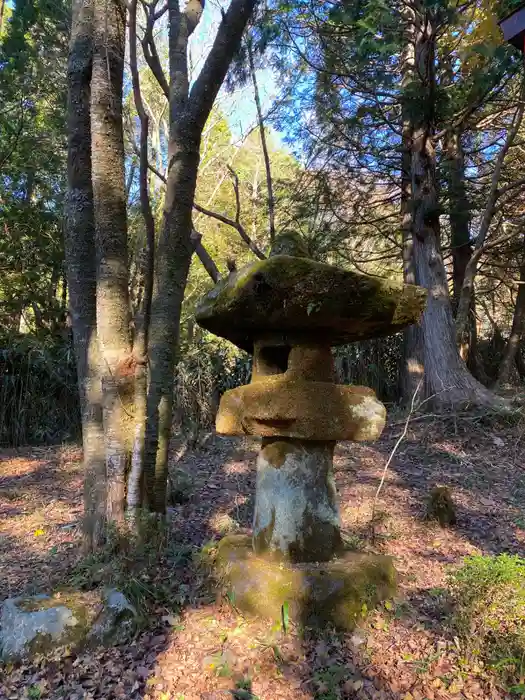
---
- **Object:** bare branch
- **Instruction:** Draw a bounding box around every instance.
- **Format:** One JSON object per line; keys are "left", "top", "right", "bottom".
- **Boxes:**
{"left": 248, "top": 40, "right": 276, "bottom": 244}
{"left": 456, "top": 86, "right": 525, "bottom": 343}
{"left": 188, "top": 0, "right": 258, "bottom": 133}
{"left": 191, "top": 229, "right": 220, "bottom": 283}
{"left": 193, "top": 171, "right": 266, "bottom": 263}
{"left": 141, "top": 1, "right": 169, "bottom": 99}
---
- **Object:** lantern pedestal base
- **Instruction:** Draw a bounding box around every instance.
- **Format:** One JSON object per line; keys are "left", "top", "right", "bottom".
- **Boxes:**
{"left": 212, "top": 535, "right": 397, "bottom": 631}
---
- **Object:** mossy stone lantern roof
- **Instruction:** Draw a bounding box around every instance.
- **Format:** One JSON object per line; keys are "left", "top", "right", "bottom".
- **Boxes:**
{"left": 195, "top": 253, "right": 427, "bottom": 353}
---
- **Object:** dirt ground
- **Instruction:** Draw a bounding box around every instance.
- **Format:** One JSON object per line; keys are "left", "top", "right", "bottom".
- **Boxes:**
{"left": 1, "top": 412, "right": 525, "bottom": 700}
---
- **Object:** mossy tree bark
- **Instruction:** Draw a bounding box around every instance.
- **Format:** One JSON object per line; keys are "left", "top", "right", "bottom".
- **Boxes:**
{"left": 64, "top": 0, "right": 106, "bottom": 551}
{"left": 143, "top": 0, "right": 258, "bottom": 514}
{"left": 91, "top": 0, "right": 133, "bottom": 524}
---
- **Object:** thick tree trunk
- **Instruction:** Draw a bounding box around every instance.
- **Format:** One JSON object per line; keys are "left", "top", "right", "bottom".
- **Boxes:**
{"left": 64, "top": 0, "right": 106, "bottom": 551}
{"left": 496, "top": 239, "right": 525, "bottom": 388}
{"left": 91, "top": 0, "right": 132, "bottom": 524}
{"left": 403, "top": 5, "right": 498, "bottom": 407}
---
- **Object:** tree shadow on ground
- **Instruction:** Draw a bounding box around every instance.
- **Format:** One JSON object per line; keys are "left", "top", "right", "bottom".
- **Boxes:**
{"left": 2, "top": 420, "right": 520, "bottom": 700}
{"left": 343, "top": 415, "right": 525, "bottom": 557}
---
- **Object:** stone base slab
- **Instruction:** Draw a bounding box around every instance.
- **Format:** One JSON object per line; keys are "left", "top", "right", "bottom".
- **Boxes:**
{"left": 213, "top": 535, "right": 397, "bottom": 631}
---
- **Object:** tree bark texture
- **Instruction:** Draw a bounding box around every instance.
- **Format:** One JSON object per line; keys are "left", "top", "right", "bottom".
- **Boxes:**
{"left": 400, "top": 19, "right": 424, "bottom": 402}
{"left": 444, "top": 129, "right": 479, "bottom": 373}
{"left": 403, "top": 5, "right": 497, "bottom": 407}
{"left": 127, "top": 0, "right": 156, "bottom": 520}
{"left": 144, "top": 0, "right": 258, "bottom": 514}
{"left": 91, "top": 0, "right": 132, "bottom": 523}
{"left": 64, "top": 0, "right": 106, "bottom": 551}
{"left": 444, "top": 130, "right": 471, "bottom": 310}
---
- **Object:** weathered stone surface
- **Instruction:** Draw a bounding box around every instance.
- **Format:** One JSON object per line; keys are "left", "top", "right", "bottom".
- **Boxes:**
{"left": 0, "top": 588, "right": 136, "bottom": 661}
{"left": 87, "top": 588, "right": 137, "bottom": 644}
{"left": 213, "top": 534, "right": 397, "bottom": 630}
{"left": 216, "top": 377, "right": 386, "bottom": 441}
{"left": 253, "top": 439, "right": 342, "bottom": 561}
{"left": 195, "top": 255, "right": 427, "bottom": 352}
{"left": 252, "top": 342, "right": 336, "bottom": 383}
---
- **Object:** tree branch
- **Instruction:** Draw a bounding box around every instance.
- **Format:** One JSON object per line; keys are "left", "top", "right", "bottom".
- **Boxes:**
{"left": 191, "top": 229, "right": 220, "bottom": 283}
{"left": 141, "top": 0, "right": 169, "bottom": 99}
{"left": 193, "top": 171, "right": 266, "bottom": 263}
{"left": 188, "top": 0, "right": 258, "bottom": 133}
{"left": 130, "top": 0, "right": 155, "bottom": 363}
{"left": 248, "top": 40, "right": 276, "bottom": 244}
{"left": 456, "top": 87, "right": 525, "bottom": 344}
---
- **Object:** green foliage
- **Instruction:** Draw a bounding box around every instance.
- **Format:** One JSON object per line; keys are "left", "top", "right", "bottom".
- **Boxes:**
{"left": 0, "top": 0, "right": 69, "bottom": 339}
{"left": 449, "top": 554, "right": 525, "bottom": 687}
{"left": 0, "top": 333, "right": 79, "bottom": 446}
{"left": 333, "top": 335, "right": 403, "bottom": 403}
{"left": 173, "top": 336, "right": 251, "bottom": 438}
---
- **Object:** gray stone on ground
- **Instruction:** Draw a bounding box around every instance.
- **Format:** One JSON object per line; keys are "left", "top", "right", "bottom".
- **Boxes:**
{"left": 0, "top": 588, "right": 136, "bottom": 661}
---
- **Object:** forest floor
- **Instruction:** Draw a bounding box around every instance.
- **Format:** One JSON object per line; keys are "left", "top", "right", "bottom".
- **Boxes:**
{"left": 1, "top": 410, "right": 525, "bottom": 700}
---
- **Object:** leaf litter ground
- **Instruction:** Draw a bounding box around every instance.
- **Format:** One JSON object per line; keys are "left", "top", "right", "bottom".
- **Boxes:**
{"left": 1, "top": 413, "right": 524, "bottom": 700}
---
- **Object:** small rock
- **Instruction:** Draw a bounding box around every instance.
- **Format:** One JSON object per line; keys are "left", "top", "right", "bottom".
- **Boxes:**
{"left": 0, "top": 588, "right": 137, "bottom": 661}
{"left": 0, "top": 594, "right": 80, "bottom": 661}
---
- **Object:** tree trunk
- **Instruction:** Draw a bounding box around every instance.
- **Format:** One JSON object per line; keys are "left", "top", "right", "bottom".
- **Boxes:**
{"left": 248, "top": 41, "right": 275, "bottom": 245}
{"left": 400, "top": 8, "right": 424, "bottom": 402}
{"left": 145, "top": 140, "right": 198, "bottom": 513}
{"left": 143, "top": 0, "right": 257, "bottom": 514}
{"left": 64, "top": 0, "right": 106, "bottom": 551}
{"left": 496, "top": 237, "right": 525, "bottom": 388}
{"left": 127, "top": 0, "right": 156, "bottom": 520}
{"left": 91, "top": 0, "right": 132, "bottom": 524}
{"left": 403, "top": 5, "right": 499, "bottom": 407}
{"left": 444, "top": 130, "right": 471, "bottom": 310}
{"left": 443, "top": 129, "right": 479, "bottom": 373}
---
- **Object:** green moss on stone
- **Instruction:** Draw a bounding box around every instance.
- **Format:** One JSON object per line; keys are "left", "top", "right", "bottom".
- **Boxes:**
{"left": 216, "top": 378, "right": 386, "bottom": 441}
{"left": 18, "top": 590, "right": 101, "bottom": 657}
{"left": 195, "top": 254, "right": 427, "bottom": 352}
{"left": 213, "top": 535, "right": 396, "bottom": 631}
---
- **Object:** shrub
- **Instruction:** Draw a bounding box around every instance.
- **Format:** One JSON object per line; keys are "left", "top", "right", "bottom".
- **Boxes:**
{"left": 448, "top": 554, "right": 525, "bottom": 689}
{"left": 0, "top": 333, "right": 80, "bottom": 446}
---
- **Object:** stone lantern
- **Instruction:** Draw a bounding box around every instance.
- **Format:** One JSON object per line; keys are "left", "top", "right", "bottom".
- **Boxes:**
{"left": 195, "top": 232, "right": 426, "bottom": 628}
